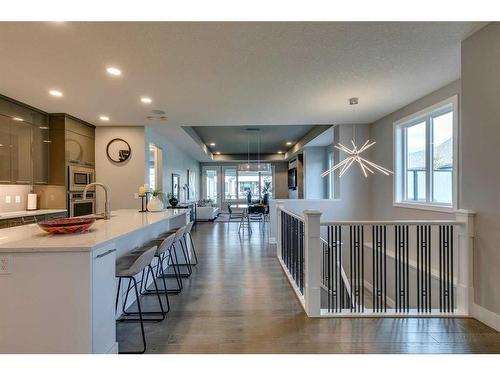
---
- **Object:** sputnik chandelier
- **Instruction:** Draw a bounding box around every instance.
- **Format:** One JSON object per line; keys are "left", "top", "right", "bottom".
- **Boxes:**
{"left": 321, "top": 139, "right": 393, "bottom": 178}
{"left": 321, "top": 97, "right": 393, "bottom": 179}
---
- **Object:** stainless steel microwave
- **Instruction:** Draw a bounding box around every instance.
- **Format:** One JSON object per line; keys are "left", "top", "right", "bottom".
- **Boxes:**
{"left": 68, "top": 165, "right": 95, "bottom": 192}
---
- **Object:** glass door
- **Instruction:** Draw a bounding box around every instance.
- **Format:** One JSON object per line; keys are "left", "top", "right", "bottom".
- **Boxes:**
{"left": 202, "top": 166, "right": 220, "bottom": 208}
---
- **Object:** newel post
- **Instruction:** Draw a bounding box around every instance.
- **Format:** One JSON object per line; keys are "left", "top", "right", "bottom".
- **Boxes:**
{"left": 455, "top": 209, "right": 475, "bottom": 315}
{"left": 276, "top": 200, "right": 285, "bottom": 259}
{"left": 303, "top": 209, "right": 322, "bottom": 317}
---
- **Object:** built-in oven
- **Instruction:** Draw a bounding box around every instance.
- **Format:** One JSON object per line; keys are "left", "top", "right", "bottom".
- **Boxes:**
{"left": 68, "top": 165, "right": 95, "bottom": 192}
{"left": 69, "top": 192, "right": 95, "bottom": 217}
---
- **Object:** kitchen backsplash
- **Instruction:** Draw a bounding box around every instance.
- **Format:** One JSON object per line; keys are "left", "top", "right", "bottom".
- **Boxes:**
{"left": 0, "top": 185, "right": 66, "bottom": 212}
{"left": 0, "top": 185, "right": 32, "bottom": 212}
{"left": 33, "top": 185, "right": 66, "bottom": 209}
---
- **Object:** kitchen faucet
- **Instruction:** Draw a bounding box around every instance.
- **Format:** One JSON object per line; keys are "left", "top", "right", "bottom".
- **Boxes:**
{"left": 83, "top": 182, "right": 111, "bottom": 220}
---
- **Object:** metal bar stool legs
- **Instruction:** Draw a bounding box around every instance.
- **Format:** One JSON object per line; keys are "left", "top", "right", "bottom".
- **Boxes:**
{"left": 115, "top": 246, "right": 164, "bottom": 354}
{"left": 119, "top": 265, "right": 166, "bottom": 320}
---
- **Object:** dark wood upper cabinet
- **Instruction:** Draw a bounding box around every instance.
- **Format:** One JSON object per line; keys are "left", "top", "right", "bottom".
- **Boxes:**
{"left": 10, "top": 119, "right": 32, "bottom": 184}
{"left": 48, "top": 114, "right": 95, "bottom": 185}
{"left": 0, "top": 95, "right": 50, "bottom": 185}
{"left": 0, "top": 114, "right": 12, "bottom": 184}
{"left": 32, "top": 124, "right": 50, "bottom": 184}
{"left": 0, "top": 96, "right": 95, "bottom": 186}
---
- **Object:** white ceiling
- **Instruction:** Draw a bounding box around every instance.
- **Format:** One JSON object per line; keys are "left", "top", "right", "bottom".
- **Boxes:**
{"left": 0, "top": 22, "right": 485, "bottom": 160}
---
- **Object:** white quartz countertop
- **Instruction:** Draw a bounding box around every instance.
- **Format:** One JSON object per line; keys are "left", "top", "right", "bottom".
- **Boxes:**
{"left": 0, "top": 209, "right": 67, "bottom": 220}
{"left": 0, "top": 209, "right": 189, "bottom": 253}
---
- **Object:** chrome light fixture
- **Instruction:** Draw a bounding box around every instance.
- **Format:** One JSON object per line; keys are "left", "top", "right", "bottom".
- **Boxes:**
{"left": 238, "top": 129, "right": 271, "bottom": 172}
{"left": 321, "top": 139, "right": 393, "bottom": 178}
{"left": 321, "top": 97, "right": 393, "bottom": 179}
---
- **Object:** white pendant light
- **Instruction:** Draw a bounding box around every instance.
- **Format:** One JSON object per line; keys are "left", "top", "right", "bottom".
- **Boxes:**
{"left": 321, "top": 97, "right": 393, "bottom": 179}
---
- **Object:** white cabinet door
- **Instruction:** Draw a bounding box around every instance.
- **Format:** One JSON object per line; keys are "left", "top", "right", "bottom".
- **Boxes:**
{"left": 92, "top": 246, "right": 117, "bottom": 353}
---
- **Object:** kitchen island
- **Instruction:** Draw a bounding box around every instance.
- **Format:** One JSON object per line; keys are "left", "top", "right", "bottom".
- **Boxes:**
{"left": 0, "top": 208, "right": 189, "bottom": 354}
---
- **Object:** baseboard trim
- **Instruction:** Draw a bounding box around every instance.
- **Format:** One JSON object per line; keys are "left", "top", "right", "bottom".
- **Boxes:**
{"left": 269, "top": 237, "right": 276, "bottom": 244}
{"left": 471, "top": 303, "right": 500, "bottom": 332}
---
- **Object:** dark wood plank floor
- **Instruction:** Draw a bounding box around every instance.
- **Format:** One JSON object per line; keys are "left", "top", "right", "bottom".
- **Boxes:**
{"left": 117, "top": 221, "right": 500, "bottom": 354}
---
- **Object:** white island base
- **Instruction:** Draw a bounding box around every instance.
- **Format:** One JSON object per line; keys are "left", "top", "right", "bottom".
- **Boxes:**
{"left": 0, "top": 209, "right": 189, "bottom": 354}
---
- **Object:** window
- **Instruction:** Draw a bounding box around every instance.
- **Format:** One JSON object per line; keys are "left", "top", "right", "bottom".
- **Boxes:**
{"left": 238, "top": 171, "right": 260, "bottom": 199}
{"left": 394, "top": 96, "right": 457, "bottom": 209}
{"left": 327, "top": 151, "right": 335, "bottom": 199}
{"left": 205, "top": 169, "right": 218, "bottom": 201}
{"left": 260, "top": 170, "right": 273, "bottom": 199}
{"left": 224, "top": 167, "right": 238, "bottom": 200}
{"left": 223, "top": 166, "right": 274, "bottom": 201}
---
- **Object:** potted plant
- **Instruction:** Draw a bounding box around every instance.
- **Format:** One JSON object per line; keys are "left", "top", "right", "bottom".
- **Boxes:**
{"left": 262, "top": 180, "right": 271, "bottom": 204}
{"left": 167, "top": 193, "right": 179, "bottom": 207}
{"left": 147, "top": 189, "right": 164, "bottom": 212}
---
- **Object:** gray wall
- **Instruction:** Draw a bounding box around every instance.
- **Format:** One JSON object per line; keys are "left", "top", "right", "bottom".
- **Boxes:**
{"left": 95, "top": 126, "right": 201, "bottom": 213}
{"left": 369, "top": 80, "right": 461, "bottom": 220}
{"left": 145, "top": 127, "right": 201, "bottom": 201}
{"left": 303, "top": 146, "right": 328, "bottom": 199}
{"left": 461, "top": 23, "right": 500, "bottom": 315}
{"left": 95, "top": 126, "right": 145, "bottom": 212}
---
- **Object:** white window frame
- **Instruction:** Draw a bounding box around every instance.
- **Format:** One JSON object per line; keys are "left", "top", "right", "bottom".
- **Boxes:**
{"left": 393, "top": 95, "right": 458, "bottom": 212}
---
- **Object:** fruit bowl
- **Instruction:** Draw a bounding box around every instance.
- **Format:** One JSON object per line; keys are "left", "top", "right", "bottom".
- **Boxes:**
{"left": 37, "top": 217, "right": 96, "bottom": 234}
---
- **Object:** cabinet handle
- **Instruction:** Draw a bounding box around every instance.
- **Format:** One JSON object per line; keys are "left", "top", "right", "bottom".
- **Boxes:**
{"left": 94, "top": 249, "right": 116, "bottom": 259}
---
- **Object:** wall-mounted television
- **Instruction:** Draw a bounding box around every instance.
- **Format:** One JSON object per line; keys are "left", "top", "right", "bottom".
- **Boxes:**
{"left": 288, "top": 168, "right": 297, "bottom": 189}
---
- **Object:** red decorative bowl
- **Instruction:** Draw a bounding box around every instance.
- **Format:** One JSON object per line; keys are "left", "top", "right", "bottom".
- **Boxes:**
{"left": 37, "top": 217, "right": 96, "bottom": 234}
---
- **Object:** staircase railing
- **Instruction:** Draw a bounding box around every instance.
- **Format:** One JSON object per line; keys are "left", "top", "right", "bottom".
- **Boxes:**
{"left": 276, "top": 201, "right": 474, "bottom": 317}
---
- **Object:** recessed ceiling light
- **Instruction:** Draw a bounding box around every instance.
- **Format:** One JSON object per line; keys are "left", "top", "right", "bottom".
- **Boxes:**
{"left": 209, "top": 143, "right": 216, "bottom": 146}
{"left": 349, "top": 97, "right": 359, "bottom": 105}
{"left": 106, "top": 67, "right": 122, "bottom": 76}
{"left": 99, "top": 115, "right": 110, "bottom": 121}
{"left": 49, "top": 89, "right": 63, "bottom": 97}
{"left": 286, "top": 141, "right": 293, "bottom": 146}
{"left": 215, "top": 152, "right": 221, "bottom": 155}
{"left": 141, "top": 97, "right": 152, "bottom": 104}
{"left": 277, "top": 151, "right": 283, "bottom": 154}
{"left": 12, "top": 117, "right": 24, "bottom": 122}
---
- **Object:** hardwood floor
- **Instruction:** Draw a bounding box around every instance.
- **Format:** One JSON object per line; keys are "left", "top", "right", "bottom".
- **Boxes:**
{"left": 117, "top": 221, "right": 500, "bottom": 354}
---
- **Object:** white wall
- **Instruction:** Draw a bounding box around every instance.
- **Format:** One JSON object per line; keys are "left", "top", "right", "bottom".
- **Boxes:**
{"left": 95, "top": 126, "right": 145, "bottom": 213}
{"left": 145, "top": 127, "right": 201, "bottom": 202}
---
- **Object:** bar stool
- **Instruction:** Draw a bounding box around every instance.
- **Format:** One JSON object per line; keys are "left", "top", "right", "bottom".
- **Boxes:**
{"left": 158, "top": 225, "right": 193, "bottom": 278}
{"left": 115, "top": 245, "right": 165, "bottom": 354}
{"left": 139, "top": 232, "right": 183, "bottom": 296}
{"left": 183, "top": 221, "right": 199, "bottom": 266}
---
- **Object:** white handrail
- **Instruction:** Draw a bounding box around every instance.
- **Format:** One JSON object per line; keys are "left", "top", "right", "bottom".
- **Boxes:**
{"left": 320, "top": 219, "right": 460, "bottom": 226}
{"left": 279, "top": 207, "right": 305, "bottom": 222}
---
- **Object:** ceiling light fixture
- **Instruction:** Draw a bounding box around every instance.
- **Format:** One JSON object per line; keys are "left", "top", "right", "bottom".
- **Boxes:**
{"left": 286, "top": 141, "right": 293, "bottom": 146}
{"left": 209, "top": 143, "right": 216, "bottom": 147}
{"left": 106, "top": 67, "right": 122, "bottom": 76}
{"left": 99, "top": 116, "right": 110, "bottom": 121}
{"left": 321, "top": 97, "right": 393, "bottom": 178}
{"left": 238, "top": 128, "right": 271, "bottom": 172}
{"left": 141, "top": 97, "right": 152, "bottom": 104}
{"left": 277, "top": 151, "right": 283, "bottom": 154}
{"left": 215, "top": 151, "right": 221, "bottom": 155}
{"left": 12, "top": 117, "right": 24, "bottom": 122}
{"left": 49, "top": 89, "right": 63, "bottom": 97}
